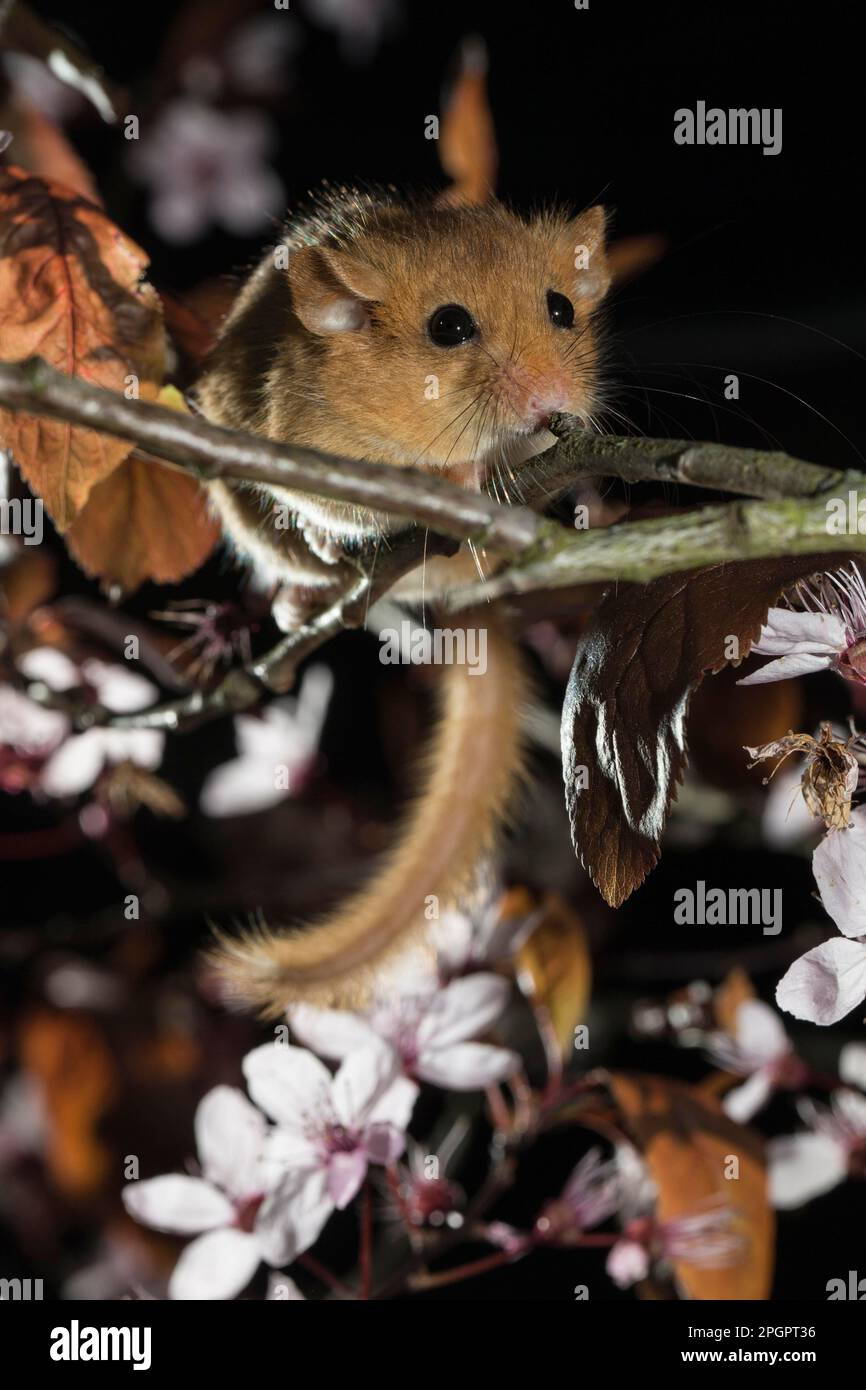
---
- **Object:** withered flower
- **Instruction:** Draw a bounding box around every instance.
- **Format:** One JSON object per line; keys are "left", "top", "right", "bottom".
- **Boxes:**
{"left": 745, "top": 724, "right": 860, "bottom": 831}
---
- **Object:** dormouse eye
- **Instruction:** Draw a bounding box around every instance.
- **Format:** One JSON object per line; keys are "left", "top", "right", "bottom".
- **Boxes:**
{"left": 428, "top": 303, "right": 476, "bottom": 347}
{"left": 547, "top": 290, "right": 575, "bottom": 329}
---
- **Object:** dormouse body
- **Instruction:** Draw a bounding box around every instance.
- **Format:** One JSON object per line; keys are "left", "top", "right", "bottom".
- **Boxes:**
{"left": 194, "top": 188, "right": 612, "bottom": 1011}
{"left": 196, "top": 189, "right": 610, "bottom": 569}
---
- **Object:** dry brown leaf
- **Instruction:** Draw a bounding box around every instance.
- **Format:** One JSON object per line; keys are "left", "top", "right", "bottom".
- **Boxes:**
{"left": 0, "top": 546, "right": 56, "bottom": 620}
{"left": 437, "top": 37, "right": 498, "bottom": 207}
{"left": 713, "top": 968, "right": 756, "bottom": 1034}
{"left": 562, "top": 556, "right": 849, "bottom": 907}
{"left": 161, "top": 290, "right": 217, "bottom": 367}
{"left": 515, "top": 891, "right": 591, "bottom": 1056}
{"left": 65, "top": 387, "right": 219, "bottom": 593}
{"left": 0, "top": 165, "right": 166, "bottom": 530}
{"left": 19, "top": 1009, "right": 117, "bottom": 1198}
{"left": 607, "top": 1072, "right": 774, "bottom": 1300}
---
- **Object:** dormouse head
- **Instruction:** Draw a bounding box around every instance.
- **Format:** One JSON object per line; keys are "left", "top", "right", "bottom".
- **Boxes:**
{"left": 285, "top": 198, "right": 610, "bottom": 480}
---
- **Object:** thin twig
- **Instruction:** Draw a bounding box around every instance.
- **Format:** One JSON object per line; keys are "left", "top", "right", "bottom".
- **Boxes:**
{"left": 543, "top": 412, "right": 848, "bottom": 499}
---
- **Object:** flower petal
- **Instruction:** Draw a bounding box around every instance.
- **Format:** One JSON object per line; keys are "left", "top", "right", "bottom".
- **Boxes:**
{"left": 812, "top": 807, "right": 866, "bottom": 936}
{"left": 256, "top": 1168, "right": 333, "bottom": 1265}
{"left": 738, "top": 652, "right": 833, "bottom": 685}
{"left": 199, "top": 756, "right": 288, "bottom": 818}
{"left": 18, "top": 647, "right": 79, "bottom": 691}
{"left": 366, "top": 1074, "right": 418, "bottom": 1130}
{"left": 430, "top": 909, "right": 475, "bottom": 973}
{"left": 243, "top": 1042, "right": 332, "bottom": 1129}
{"left": 262, "top": 1126, "right": 320, "bottom": 1178}
{"left": 328, "top": 1150, "right": 368, "bottom": 1208}
{"left": 195, "top": 1086, "right": 266, "bottom": 1199}
{"left": 169, "top": 1228, "right": 260, "bottom": 1300}
{"left": 83, "top": 660, "right": 157, "bottom": 713}
{"left": 767, "top": 1133, "right": 848, "bottom": 1209}
{"left": 735, "top": 999, "right": 789, "bottom": 1063}
{"left": 776, "top": 938, "right": 866, "bottom": 1025}
{"left": 40, "top": 729, "right": 107, "bottom": 796}
{"left": 331, "top": 1043, "right": 399, "bottom": 1128}
{"left": 839, "top": 1042, "right": 866, "bottom": 1091}
{"left": 417, "top": 1041, "right": 520, "bottom": 1090}
{"left": 363, "top": 1122, "right": 405, "bottom": 1166}
{"left": 287, "top": 1004, "right": 380, "bottom": 1060}
{"left": 606, "top": 1238, "right": 650, "bottom": 1288}
{"left": 750, "top": 608, "right": 847, "bottom": 656}
{"left": 416, "top": 973, "right": 511, "bottom": 1050}
{"left": 122, "top": 1175, "right": 232, "bottom": 1235}
{"left": 831, "top": 1088, "right": 866, "bottom": 1136}
{"left": 722, "top": 1069, "right": 774, "bottom": 1124}
{"left": 762, "top": 759, "right": 820, "bottom": 848}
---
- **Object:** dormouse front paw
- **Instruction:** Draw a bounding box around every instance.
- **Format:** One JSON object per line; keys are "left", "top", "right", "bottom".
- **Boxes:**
{"left": 272, "top": 579, "right": 343, "bottom": 633}
{"left": 301, "top": 523, "right": 345, "bottom": 566}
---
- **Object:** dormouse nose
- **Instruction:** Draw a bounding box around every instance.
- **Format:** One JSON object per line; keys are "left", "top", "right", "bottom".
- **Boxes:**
{"left": 525, "top": 386, "right": 568, "bottom": 428}
{"left": 505, "top": 369, "right": 570, "bottom": 428}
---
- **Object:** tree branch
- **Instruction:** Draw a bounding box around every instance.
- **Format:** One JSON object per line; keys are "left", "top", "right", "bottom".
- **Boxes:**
{"left": 1, "top": 354, "right": 863, "bottom": 732}
{"left": 0, "top": 357, "right": 543, "bottom": 552}
{"left": 541, "top": 414, "right": 848, "bottom": 498}
{"left": 449, "top": 492, "right": 864, "bottom": 606}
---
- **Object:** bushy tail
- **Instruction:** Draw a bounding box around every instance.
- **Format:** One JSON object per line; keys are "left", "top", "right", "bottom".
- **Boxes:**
{"left": 210, "top": 608, "right": 527, "bottom": 1014}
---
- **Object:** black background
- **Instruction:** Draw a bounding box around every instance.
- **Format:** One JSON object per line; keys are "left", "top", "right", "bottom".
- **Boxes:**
{"left": 1, "top": 0, "right": 864, "bottom": 1303}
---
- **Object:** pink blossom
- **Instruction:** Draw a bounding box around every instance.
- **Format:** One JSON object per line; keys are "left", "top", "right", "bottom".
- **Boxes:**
{"left": 199, "top": 666, "right": 332, "bottom": 817}
{"left": 387, "top": 1127, "right": 468, "bottom": 1231}
{"left": 708, "top": 1000, "right": 807, "bottom": 1121}
{"left": 2, "top": 53, "right": 86, "bottom": 122}
{"left": 122, "top": 1086, "right": 295, "bottom": 1300}
{"left": 768, "top": 1090, "right": 866, "bottom": 1208}
{"left": 739, "top": 566, "right": 866, "bottom": 686}
{"left": 776, "top": 806, "right": 866, "bottom": 1024}
{"left": 244, "top": 1041, "right": 409, "bottom": 1231}
{"left": 0, "top": 685, "right": 68, "bottom": 793}
{"left": 431, "top": 893, "right": 541, "bottom": 978}
{"left": 839, "top": 1042, "right": 866, "bottom": 1090}
{"left": 302, "top": 0, "right": 399, "bottom": 62}
{"left": 18, "top": 651, "right": 164, "bottom": 797}
{"left": 534, "top": 1148, "right": 621, "bottom": 1245}
{"left": 607, "top": 1201, "right": 747, "bottom": 1288}
{"left": 128, "top": 99, "right": 284, "bottom": 244}
{"left": 288, "top": 971, "right": 520, "bottom": 1092}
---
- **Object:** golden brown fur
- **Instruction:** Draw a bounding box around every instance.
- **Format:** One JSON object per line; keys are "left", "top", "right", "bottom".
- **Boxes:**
{"left": 214, "top": 606, "right": 526, "bottom": 1013}
{"left": 194, "top": 188, "right": 610, "bottom": 1012}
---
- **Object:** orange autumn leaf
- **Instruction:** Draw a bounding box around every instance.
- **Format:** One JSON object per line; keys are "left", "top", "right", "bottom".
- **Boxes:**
{"left": 515, "top": 891, "right": 591, "bottom": 1056}
{"left": 606, "top": 233, "right": 667, "bottom": 287}
{"left": 714, "top": 968, "right": 756, "bottom": 1034}
{"left": 66, "top": 388, "right": 219, "bottom": 593}
{"left": 19, "top": 1009, "right": 117, "bottom": 1198}
{"left": 0, "top": 546, "right": 56, "bottom": 621}
{"left": 0, "top": 165, "right": 166, "bottom": 530}
{"left": 0, "top": 99, "right": 102, "bottom": 204}
{"left": 607, "top": 1072, "right": 774, "bottom": 1300}
{"left": 437, "top": 37, "right": 498, "bottom": 207}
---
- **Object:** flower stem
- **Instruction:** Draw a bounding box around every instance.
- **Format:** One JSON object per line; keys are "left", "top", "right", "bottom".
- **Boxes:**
{"left": 358, "top": 1184, "right": 373, "bottom": 1300}
{"left": 296, "top": 1253, "right": 350, "bottom": 1298}
{"left": 408, "top": 1244, "right": 528, "bottom": 1292}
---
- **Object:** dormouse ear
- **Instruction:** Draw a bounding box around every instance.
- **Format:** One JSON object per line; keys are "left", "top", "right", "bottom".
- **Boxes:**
{"left": 561, "top": 205, "right": 610, "bottom": 308}
{"left": 288, "top": 245, "right": 387, "bottom": 335}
